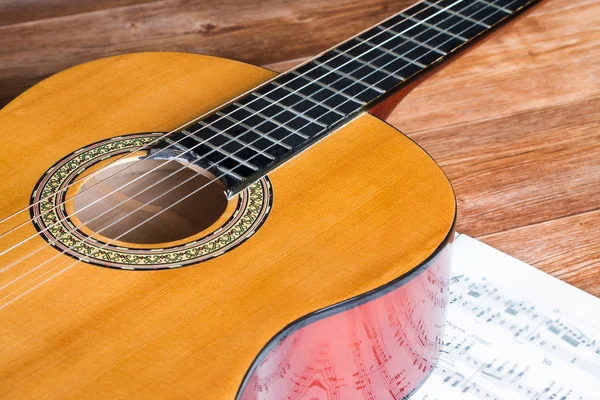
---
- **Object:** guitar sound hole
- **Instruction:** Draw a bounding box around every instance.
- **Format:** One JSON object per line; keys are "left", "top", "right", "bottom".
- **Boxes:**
{"left": 73, "top": 159, "right": 228, "bottom": 245}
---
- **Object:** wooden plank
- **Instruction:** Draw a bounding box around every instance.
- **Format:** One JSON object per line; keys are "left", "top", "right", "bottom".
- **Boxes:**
{"left": 0, "top": 0, "right": 159, "bottom": 27}
{"left": 480, "top": 209, "right": 600, "bottom": 296}
{"left": 389, "top": 0, "right": 600, "bottom": 133}
{"left": 0, "top": 0, "right": 414, "bottom": 108}
{"left": 409, "top": 97, "right": 600, "bottom": 167}
{"left": 414, "top": 96, "right": 600, "bottom": 237}
{"left": 448, "top": 125, "right": 599, "bottom": 235}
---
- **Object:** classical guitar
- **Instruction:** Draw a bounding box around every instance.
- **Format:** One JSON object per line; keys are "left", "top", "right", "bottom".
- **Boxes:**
{"left": 0, "top": 0, "right": 541, "bottom": 398}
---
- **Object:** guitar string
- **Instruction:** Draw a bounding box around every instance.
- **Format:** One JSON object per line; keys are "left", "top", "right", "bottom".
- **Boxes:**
{"left": 0, "top": 0, "right": 472, "bottom": 284}
{"left": 0, "top": 0, "right": 458, "bottom": 263}
{"left": 0, "top": 0, "right": 515, "bottom": 310}
{"left": 0, "top": 2, "right": 455, "bottom": 268}
{"left": 0, "top": 0, "right": 508, "bottom": 285}
{"left": 0, "top": 0, "right": 437, "bottom": 239}
{"left": 0, "top": 0, "right": 518, "bottom": 312}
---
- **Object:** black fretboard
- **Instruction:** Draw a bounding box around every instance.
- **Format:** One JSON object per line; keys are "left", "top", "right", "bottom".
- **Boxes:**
{"left": 156, "top": 0, "right": 539, "bottom": 196}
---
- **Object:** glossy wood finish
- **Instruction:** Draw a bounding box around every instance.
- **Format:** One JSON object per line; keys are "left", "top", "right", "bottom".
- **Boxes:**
{"left": 2, "top": 0, "right": 598, "bottom": 293}
{"left": 267, "top": 0, "right": 600, "bottom": 297}
{"left": 0, "top": 53, "right": 455, "bottom": 398}
{"left": 238, "top": 246, "right": 452, "bottom": 399}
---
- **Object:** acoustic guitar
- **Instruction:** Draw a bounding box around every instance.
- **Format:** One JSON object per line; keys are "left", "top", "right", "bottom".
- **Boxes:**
{"left": 0, "top": 0, "right": 541, "bottom": 398}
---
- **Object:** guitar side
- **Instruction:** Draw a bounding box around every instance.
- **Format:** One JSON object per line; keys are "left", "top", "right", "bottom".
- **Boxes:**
{"left": 0, "top": 52, "right": 455, "bottom": 399}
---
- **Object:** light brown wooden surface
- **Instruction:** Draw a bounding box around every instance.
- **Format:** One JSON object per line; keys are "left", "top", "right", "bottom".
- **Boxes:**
{"left": 0, "top": 53, "right": 455, "bottom": 399}
{"left": 268, "top": 0, "right": 600, "bottom": 297}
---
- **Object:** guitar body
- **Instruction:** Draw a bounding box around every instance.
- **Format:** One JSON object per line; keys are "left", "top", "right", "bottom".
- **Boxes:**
{"left": 0, "top": 53, "right": 455, "bottom": 399}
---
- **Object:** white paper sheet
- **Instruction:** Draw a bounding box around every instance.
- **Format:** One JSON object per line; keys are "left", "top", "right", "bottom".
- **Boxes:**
{"left": 412, "top": 234, "right": 600, "bottom": 400}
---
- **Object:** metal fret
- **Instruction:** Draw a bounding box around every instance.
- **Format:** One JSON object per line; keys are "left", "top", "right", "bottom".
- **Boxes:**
{"left": 357, "top": 37, "right": 427, "bottom": 68}
{"left": 212, "top": 165, "right": 244, "bottom": 181}
{"left": 153, "top": 0, "right": 537, "bottom": 196}
{"left": 313, "top": 60, "right": 386, "bottom": 94}
{"left": 331, "top": 48, "right": 407, "bottom": 80}
{"left": 159, "top": 136, "right": 245, "bottom": 182}
{"left": 300, "top": 52, "right": 393, "bottom": 102}
{"left": 474, "top": 0, "right": 512, "bottom": 14}
{"left": 375, "top": 25, "right": 447, "bottom": 55}
{"left": 183, "top": 129, "right": 261, "bottom": 171}
{"left": 424, "top": 0, "right": 494, "bottom": 27}
{"left": 216, "top": 111, "right": 293, "bottom": 150}
{"left": 288, "top": 70, "right": 364, "bottom": 106}
{"left": 444, "top": 0, "right": 513, "bottom": 26}
{"left": 233, "top": 102, "right": 311, "bottom": 140}
{"left": 248, "top": 92, "right": 328, "bottom": 128}
{"left": 270, "top": 81, "right": 346, "bottom": 117}
{"left": 399, "top": 12, "right": 469, "bottom": 41}
{"left": 195, "top": 119, "right": 276, "bottom": 160}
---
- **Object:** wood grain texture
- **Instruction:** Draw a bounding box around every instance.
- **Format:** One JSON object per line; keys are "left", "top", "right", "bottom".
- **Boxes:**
{"left": 266, "top": 0, "right": 600, "bottom": 296}
{"left": 0, "top": 0, "right": 159, "bottom": 26}
{"left": 395, "top": 0, "right": 600, "bottom": 295}
{"left": 480, "top": 209, "right": 600, "bottom": 290}
{"left": 0, "top": 0, "right": 414, "bottom": 108}
{"left": 0, "top": 53, "right": 455, "bottom": 399}
{"left": 0, "top": 0, "right": 597, "bottom": 297}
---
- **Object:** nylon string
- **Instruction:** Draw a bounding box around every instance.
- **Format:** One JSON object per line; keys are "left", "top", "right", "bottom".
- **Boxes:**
{"left": 0, "top": 0, "right": 457, "bottom": 263}
{"left": 0, "top": 0, "right": 519, "bottom": 311}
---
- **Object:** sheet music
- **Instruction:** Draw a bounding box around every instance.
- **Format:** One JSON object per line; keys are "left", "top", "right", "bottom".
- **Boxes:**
{"left": 412, "top": 234, "right": 600, "bottom": 400}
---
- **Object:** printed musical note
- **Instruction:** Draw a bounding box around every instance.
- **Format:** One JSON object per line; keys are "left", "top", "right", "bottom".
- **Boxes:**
{"left": 412, "top": 235, "right": 600, "bottom": 400}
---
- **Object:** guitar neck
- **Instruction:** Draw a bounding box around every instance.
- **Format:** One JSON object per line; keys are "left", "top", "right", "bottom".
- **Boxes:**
{"left": 157, "top": 0, "right": 540, "bottom": 196}
{"left": 290, "top": 0, "right": 540, "bottom": 111}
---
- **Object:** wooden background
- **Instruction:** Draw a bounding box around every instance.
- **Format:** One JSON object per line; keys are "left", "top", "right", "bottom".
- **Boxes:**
{"left": 1, "top": 0, "right": 598, "bottom": 295}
